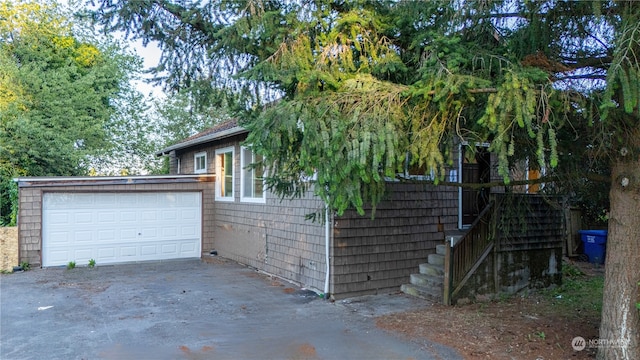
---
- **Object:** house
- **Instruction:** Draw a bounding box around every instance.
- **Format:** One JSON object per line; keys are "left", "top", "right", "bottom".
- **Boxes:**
{"left": 15, "top": 119, "right": 564, "bottom": 302}
{"left": 153, "top": 119, "right": 462, "bottom": 298}
{"left": 152, "top": 119, "right": 564, "bottom": 301}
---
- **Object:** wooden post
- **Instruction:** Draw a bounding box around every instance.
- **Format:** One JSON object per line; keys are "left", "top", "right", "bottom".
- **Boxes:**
{"left": 443, "top": 237, "right": 453, "bottom": 305}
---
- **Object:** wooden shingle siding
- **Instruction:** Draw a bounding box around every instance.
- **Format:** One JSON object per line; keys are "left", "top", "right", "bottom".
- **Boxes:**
{"left": 179, "top": 135, "right": 328, "bottom": 292}
{"left": 212, "top": 190, "right": 327, "bottom": 291}
{"left": 451, "top": 193, "right": 565, "bottom": 303}
{"left": 494, "top": 194, "right": 565, "bottom": 252}
{"left": 331, "top": 183, "right": 458, "bottom": 298}
{"left": 173, "top": 131, "right": 465, "bottom": 298}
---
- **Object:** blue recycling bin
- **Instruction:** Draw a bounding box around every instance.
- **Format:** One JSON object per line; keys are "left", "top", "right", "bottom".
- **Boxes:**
{"left": 579, "top": 230, "right": 608, "bottom": 264}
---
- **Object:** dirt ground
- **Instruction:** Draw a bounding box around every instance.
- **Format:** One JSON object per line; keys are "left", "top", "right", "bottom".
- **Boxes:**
{"left": 377, "top": 260, "right": 603, "bottom": 360}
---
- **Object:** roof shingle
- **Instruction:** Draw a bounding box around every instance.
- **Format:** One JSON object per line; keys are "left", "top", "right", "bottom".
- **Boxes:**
{"left": 156, "top": 118, "right": 247, "bottom": 155}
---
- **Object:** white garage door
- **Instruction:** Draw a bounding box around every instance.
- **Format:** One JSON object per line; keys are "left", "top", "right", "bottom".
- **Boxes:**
{"left": 43, "top": 192, "right": 202, "bottom": 267}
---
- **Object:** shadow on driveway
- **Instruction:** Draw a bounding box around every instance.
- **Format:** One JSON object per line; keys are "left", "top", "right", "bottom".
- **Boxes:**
{"left": 0, "top": 258, "right": 461, "bottom": 360}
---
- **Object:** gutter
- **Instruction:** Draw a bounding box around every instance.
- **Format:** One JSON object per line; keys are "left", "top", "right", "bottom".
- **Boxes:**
{"left": 324, "top": 204, "right": 331, "bottom": 298}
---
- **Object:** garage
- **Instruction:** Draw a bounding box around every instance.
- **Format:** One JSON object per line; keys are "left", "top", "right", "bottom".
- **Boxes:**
{"left": 15, "top": 175, "right": 215, "bottom": 268}
{"left": 42, "top": 192, "right": 202, "bottom": 267}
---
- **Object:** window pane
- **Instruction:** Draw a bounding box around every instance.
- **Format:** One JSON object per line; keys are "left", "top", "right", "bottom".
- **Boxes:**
{"left": 219, "top": 154, "right": 225, "bottom": 194}
{"left": 224, "top": 152, "right": 233, "bottom": 197}
{"left": 241, "top": 150, "right": 265, "bottom": 199}
{"left": 243, "top": 167, "right": 252, "bottom": 197}
{"left": 242, "top": 148, "right": 252, "bottom": 164}
{"left": 195, "top": 153, "right": 206, "bottom": 172}
{"left": 243, "top": 148, "right": 252, "bottom": 197}
{"left": 254, "top": 177, "right": 263, "bottom": 197}
{"left": 254, "top": 154, "right": 264, "bottom": 197}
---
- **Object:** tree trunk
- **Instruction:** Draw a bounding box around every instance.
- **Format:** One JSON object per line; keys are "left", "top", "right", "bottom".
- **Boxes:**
{"left": 597, "top": 157, "right": 640, "bottom": 359}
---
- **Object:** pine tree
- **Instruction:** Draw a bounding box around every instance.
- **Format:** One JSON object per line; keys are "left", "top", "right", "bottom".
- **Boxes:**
{"left": 92, "top": 1, "right": 640, "bottom": 357}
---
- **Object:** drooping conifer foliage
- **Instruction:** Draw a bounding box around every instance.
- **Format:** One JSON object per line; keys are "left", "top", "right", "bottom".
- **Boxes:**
{"left": 92, "top": 2, "right": 640, "bottom": 358}
{"left": 92, "top": 0, "right": 630, "bottom": 214}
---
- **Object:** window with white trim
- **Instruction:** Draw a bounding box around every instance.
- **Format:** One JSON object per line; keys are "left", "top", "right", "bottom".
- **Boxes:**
{"left": 401, "top": 152, "right": 435, "bottom": 181}
{"left": 215, "top": 147, "right": 235, "bottom": 201}
{"left": 194, "top": 152, "right": 207, "bottom": 174}
{"left": 241, "top": 147, "right": 265, "bottom": 203}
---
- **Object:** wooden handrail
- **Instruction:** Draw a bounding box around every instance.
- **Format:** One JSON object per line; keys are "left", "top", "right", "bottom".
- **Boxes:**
{"left": 443, "top": 201, "right": 495, "bottom": 305}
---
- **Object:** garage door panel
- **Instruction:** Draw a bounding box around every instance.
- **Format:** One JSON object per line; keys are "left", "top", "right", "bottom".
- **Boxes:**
{"left": 141, "top": 210, "right": 158, "bottom": 222}
{"left": 119, "top": 228, "right": 137, "bottom": 241}
{"left": 180, "top": 242, "right": 197, "bottom": 253}
{"left": 48, "top": 231, "right": 71, "bottom": 245}
{"left": 140, "top": 228, "right": 158, "bottom": 239}
{"left": 48, "top": 249, "right": 70, "bottom": 263}
{"left": 140, "top": 245, "right": 159, "bottom": 256}
{"left": 159, "top": 194, "right": 177, "bottom": 207}
{"left": 181, "top": 209, "right": 198, "bottom": 220}
{"left": 43, "top": 192, "right": 201, "bottom": 267}
{"left": 74, "top": 249, "right": 93, "bottom": 261}
{"left": 97, "top": 247, "right": 116, "bottom": 259}
{"left": 99, "top": 194, "right": 117, "bottom": 205}
{"left": 162, "top": 227, "right": 178, "bottom": 238}
{"left": 177, "top": 192, "right": 199, "bottom": 206}
{"left": 161, "top": 243, "right": 177, "bottom": 254}
{"left": 137, "top": 193, "right": 160, "bottom": 207}
{"left": 48, "top": 212, "right": 70, "bottom": 226}
{"left": 98, "top": 229, "right": 116, "bottom": 241}
{"left": 66, "top": 194, "right": 94, "bottom": 208}
{"left": 161, "top": 210, "right": 178, "bottom": 220}
{"left": 120, "top": 246, "right": 137, "bottom": 257}
{"left": 119, "top": 195, "right": 137, "bottom": 207}
{"left": 75, "top": 212, "right": 93, "bottom": 224}
{"left": 98, "top": 211, "right": 117, "bottom": 223}
{"left": 119, "top": 211, "right": 138, "bottom": 222}
{"left": 181, "top": 226, "right": 197, "bottom": 237}
{"left": 75, "top": 231, "right": 93, "bottom": 243}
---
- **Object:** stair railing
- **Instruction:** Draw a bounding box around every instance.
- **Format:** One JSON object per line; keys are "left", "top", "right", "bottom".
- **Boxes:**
{"left": 443, "top": 201, "right": 495, "bottom": 305}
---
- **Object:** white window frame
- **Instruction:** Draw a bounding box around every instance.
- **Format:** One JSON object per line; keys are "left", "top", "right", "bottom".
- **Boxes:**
{"left": 399, "top": 152, "right": 436, "bottom": 181}
{"left": 194, "top": 151, "right": 207, "bottom": 174}
{"left": 240, "top": 146, "right": 266, "bottom": 203}
{"left": 215, "top": 147, "right": 235, "bottom": 201}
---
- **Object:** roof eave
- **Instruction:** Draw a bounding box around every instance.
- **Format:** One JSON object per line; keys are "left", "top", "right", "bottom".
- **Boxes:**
{"left": 155, "top": 126, "right": 248, "bottom": 157}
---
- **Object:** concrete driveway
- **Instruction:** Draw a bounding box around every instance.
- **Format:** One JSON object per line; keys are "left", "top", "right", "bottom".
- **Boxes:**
{"left": 0, "top": 258, "right": 461, "bottom": 360}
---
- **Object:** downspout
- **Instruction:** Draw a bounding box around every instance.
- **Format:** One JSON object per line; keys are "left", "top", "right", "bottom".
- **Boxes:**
{"left": 323, "top": 202, "right": 330, "bottom": 298}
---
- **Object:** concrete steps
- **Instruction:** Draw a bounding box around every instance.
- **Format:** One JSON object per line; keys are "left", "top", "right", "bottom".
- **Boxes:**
{"left": 401, "top": 243, "right": 448, "bottom": 303}
{"left": 419, "top": 263, "right": 444, "bottom": 277}
{"left": 400, "top": 283, "right": 442, "bottom": 302}
{"left": 410, "top": 273, "right": 443, "bottom": 288}
{"left": 401, "top": 230, "right": 468, "bottom": 303}
{"left": 427, "top": 253, "right": 444, "bottom": 266}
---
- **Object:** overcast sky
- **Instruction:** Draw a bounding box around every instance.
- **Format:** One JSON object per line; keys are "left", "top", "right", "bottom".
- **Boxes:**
{"left": 129, "top": 39, "right": 165, "bottom": 99}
